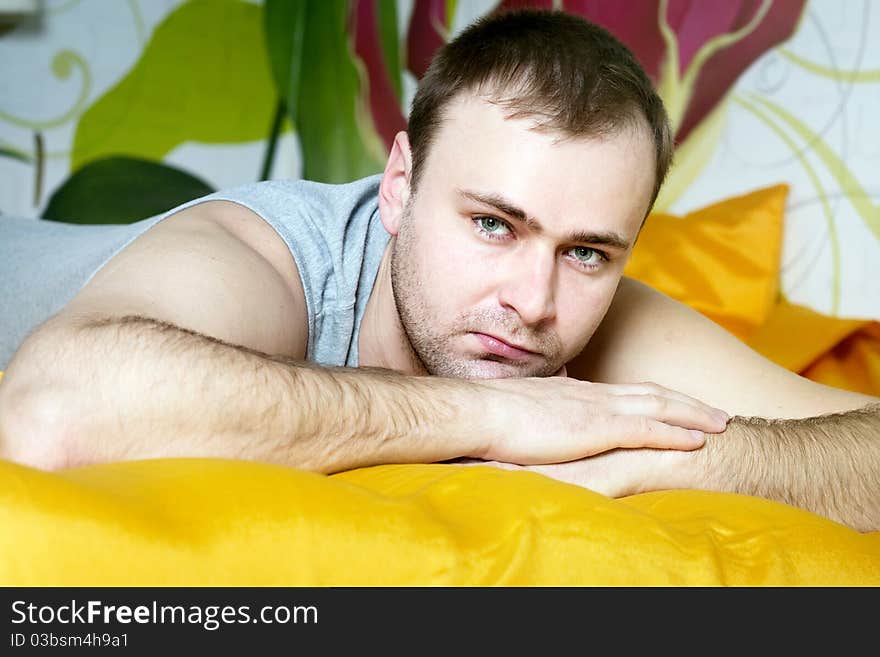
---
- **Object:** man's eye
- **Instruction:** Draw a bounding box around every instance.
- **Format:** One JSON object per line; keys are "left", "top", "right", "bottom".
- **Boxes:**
{"left": 573, "top": 246, "right": 597, "bottom": 262}
{"left": 475, "top": 216, "right": 511, "bottom": 236}
{"left": 568, "top": 246, "right": 607, "bottom": 266}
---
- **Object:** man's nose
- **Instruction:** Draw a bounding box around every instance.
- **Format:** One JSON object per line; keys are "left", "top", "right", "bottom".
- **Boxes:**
{"left": 497, "top": 249, "right": 557, "bottom": 327}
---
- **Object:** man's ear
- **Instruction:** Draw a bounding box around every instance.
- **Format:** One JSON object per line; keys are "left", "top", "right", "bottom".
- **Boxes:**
{"left": 378, "top": 131, "right": 413, "bottom": 236}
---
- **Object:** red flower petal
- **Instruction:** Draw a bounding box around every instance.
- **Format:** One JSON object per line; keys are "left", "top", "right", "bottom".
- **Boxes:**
{"left": 406, "top": 0, "right": 447, "bottom": 79}
{"left": 501, "top": 1, "right": 806, "bottom": 143}
{"left": 352, "top": 0, "right": 407, "bottom": 152}
{"left": 559, "top": 0, "right": 667, "bottom": 81}
{"left": 678, "top": 0, "right": 806, "bottom": 142}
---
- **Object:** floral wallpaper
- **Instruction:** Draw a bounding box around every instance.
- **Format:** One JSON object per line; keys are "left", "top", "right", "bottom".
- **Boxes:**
{"left": 0, "top": 0, "right": 877, "bottom": 320}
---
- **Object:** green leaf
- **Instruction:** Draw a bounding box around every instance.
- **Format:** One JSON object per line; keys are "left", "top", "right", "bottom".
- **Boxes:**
{"left": 0, "top": 145, "right": 30, "bottom": 164}
{"left": 264, "top": 0, "right": 306, "bottom": 127}
{"left": 265, "top": 0, "right": 386, "bottom": 183}
{"left": 72, "top": 0, "right": 276, "bottom": 171}
{"left": 42, "top": 156, "right": 214, "bottom": 225}
{"left": 378, "top": 0, "right": 402, "bottom": 103}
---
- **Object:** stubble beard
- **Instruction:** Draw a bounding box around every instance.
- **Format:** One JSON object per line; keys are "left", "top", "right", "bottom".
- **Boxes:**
{"left": 389, "top": 202, "right": 564, "bottom": 379}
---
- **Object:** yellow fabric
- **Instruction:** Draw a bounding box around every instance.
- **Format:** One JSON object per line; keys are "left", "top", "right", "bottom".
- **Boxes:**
{"left": 626, "top": 184, "right": 880, "bottom": 396}
{"left": 744, "top": 298, "right": 880, "bottom": 397}
{"left": 800, "top": 322, "right": 880, "bottom": 397}
{"left": 0, "top": 457, "right": 877, "bottom": 586}
{"left": 745, "top": 298, "right": 868, "bottom": 373}
{"left": 626, "top": 183, "right": 789, "bottom": 342}
{"left": 2, "top": 182, "right": 879, "bottom": 586}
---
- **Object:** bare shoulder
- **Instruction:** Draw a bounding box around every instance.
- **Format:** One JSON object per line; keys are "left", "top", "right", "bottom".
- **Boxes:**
{"left": 56, "top": 200, "right": 308, "bottom": 359}
{"left": 568, "top": 276, "right": 879, "bottom": 418}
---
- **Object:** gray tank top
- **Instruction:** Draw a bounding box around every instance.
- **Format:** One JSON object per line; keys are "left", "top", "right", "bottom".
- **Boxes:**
{"left": 0, "top": 174, "right": 389, "bottom": 371}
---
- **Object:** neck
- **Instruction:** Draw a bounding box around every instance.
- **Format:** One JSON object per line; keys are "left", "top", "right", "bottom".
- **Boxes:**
{"left": 358, "top": 242, "right": 428, "bottom": 375}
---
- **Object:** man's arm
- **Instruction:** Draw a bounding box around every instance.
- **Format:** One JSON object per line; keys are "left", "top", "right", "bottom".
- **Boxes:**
{"left": 509, "top": 277, "right": 880, "bottom": 531}
{"left": 462, "top": 403, "right": 880, "bottom": 531}
{"left": 0, "top": 205, "right": 726, "bottom": 472}
{"left": 0, "top": 312, "right": 491, "bottom": 472}
{"left": 573, "top": 277, "right": 879, "bottom": 418}
{"left": 0, "top": 204, "right": 488, "bottom": 472}
{"left": 689, "top": 405, "right": 880, "bottom": 532}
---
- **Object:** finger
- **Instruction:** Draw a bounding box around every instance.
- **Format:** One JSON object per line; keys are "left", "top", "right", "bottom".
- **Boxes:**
{"left": 483, "top": 460, "right": 523, "bottom": 471}
{"left": 610, "top": 393, "right": 726, "bottom": 433}
{"left": 601, "top": 416, "right": 707, "bottom": 451}
{"left": 611, "top": 381, "right": 721, "bottom": 410}
{"left": 621, "top": 382, "right": 729, "bottom": 418}
{"left": 454, "top": 459, "right": 523, "bottom": 471}
{"left": 611, "top": 384, "right": 728, "bottom": 430}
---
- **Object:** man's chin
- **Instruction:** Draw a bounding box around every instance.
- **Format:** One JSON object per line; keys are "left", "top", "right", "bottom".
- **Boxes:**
{"left": 433, "top": 357, "right": 550, "bottom": 380}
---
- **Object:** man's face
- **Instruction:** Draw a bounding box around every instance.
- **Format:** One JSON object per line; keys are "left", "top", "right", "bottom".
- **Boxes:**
{"left": 390, "top": 93, "right": 656, "bottom": 379}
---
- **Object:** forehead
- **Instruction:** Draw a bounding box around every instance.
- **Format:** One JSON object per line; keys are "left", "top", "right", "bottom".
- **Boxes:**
{"left": 420, "top": 93, "right": 656, "bottom": 242}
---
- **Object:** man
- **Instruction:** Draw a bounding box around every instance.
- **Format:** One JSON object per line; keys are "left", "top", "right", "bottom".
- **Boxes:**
{"left": 0, "top": 9, "right": 877, "bottom": 531}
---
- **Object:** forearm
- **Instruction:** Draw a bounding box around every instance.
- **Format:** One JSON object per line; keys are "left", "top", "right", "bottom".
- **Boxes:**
{"left": 686, "top": 403, "right": 880, "bottom": 532}
{"left": 0, "top": 315, "right": 486, "bottom": 473}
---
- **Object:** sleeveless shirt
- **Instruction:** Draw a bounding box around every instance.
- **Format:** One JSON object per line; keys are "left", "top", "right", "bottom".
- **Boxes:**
{"left": 0, "top": 174, "right": 389, "bottom": 370}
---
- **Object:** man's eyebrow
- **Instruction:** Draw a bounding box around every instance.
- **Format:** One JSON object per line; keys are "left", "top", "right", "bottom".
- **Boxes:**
{"left": 456, "top": 188, "right": 631, "bottom": 251}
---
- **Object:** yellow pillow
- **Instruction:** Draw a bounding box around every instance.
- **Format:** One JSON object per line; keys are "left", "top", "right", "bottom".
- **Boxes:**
{"left": 1, "top": 457, "right": 877, "bottom": 586}
{"left": 626, "top": 184, "right": 789, "bottom": 342}
{"left": 623, "top": 184, "right": 880, "bottom": 395}
{"left": 800, "top": 321, "right": 880, "bottom": 396}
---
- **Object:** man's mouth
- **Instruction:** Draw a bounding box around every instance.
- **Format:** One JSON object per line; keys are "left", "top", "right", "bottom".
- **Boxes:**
{"left": 472, "top": 333, "right": 538, "bottom": 360}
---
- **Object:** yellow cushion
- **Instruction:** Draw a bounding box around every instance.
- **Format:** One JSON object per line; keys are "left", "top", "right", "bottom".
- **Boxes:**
{"left": 625, "top": 184, "right": 880, "bottom": 396}
{"left": 1, "top": 457, "right": 877, "bottom": 586}
{"left": 800, "top": 322, "right": 880, "bottom": 396}
{"left": 745, "top": 298, "right": 868, "bottom": 373}
{"left": 626, "top": 184, "right": 789, "bottom": 342}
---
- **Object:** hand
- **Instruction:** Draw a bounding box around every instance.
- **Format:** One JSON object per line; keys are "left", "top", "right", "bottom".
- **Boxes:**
{"left": 470, "top": 377, "right": 729, "bottom": 465}
{"left": 452, "top": 446, "right": 693, "bottom": 498}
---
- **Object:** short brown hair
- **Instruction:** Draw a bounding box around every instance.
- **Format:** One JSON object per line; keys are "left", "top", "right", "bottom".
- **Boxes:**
{"left": 407, "top": 8, "right": 674, "bottom": 214}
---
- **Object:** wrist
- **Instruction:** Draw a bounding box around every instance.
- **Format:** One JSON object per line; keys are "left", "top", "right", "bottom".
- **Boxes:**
{"left": 459, "top": 378, "right": 523, "bottom": 461}
{"left": 642, "top": 443, "right": 709, "bottom": 492}
{"left": 338, "top": 368, "right": 494, "bottom": 464}
{"left": 449, "top": 377, "right": 499, "bottom": 460}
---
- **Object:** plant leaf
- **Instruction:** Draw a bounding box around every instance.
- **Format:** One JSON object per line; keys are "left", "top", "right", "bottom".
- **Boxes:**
{"left": 265, "top": 0, "right": 386, "bottom": 183}
{"left": 72, "top": 0, "right": 276, "bottom": 171}
{"left": 0, "top": 145, "right": 30, "bottom": 164}
{"left": 378, "top": 0, "right": 403, "bottom": 103}
{"left": 42, "top": 156, "right": 214, "bottom": 225}
{"left": 264, "top": 0, "right": 307, "bottom": 126}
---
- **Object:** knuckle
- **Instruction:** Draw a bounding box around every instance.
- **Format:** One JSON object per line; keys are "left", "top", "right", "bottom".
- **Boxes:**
{"left": 648, "top": 394, "right": 667, "bottom": 411}
{"left": 635, "top": 416, "right": 654, "bottom": 434}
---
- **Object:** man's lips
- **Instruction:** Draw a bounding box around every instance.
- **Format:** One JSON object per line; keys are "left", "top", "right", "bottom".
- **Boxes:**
{"left": 472, "top": 333, "right": 538, "bottom": 360}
